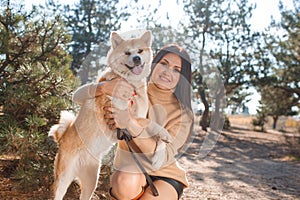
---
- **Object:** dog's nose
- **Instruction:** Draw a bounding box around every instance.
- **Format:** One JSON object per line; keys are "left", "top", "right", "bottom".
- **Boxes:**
{"left": 133, "top": 56, "right": 141, "bottom": 66}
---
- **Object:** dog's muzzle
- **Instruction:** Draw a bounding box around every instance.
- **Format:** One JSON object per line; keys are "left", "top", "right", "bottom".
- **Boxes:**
{"left": 125, "top": 55, "right": 145, "bottom": 75}
{"left": 125, "top": 55, "right": 142, "bottom": 70}
{"left": 125, "top": 62, "right": 145, "bottom": 75}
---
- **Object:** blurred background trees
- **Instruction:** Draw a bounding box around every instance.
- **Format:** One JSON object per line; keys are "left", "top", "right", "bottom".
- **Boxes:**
{"left": 267, "top": 0, "right": 300, "bottom": 102}
{"left": 251, "top": 0, "right": 300, "bottom": 132}
{"left": 0, "top": 0, "right": 299, "bottom": 195}
{"left": 183, "top": 0, "right": 260, "bottom": 131}
{"left": 47, "top": 0, "right": 132, "bottom": 84}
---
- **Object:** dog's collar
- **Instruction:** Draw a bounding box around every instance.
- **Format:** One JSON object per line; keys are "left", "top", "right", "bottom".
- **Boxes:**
{"left": 129, "top": 90, "right": 137, "bottom": 106}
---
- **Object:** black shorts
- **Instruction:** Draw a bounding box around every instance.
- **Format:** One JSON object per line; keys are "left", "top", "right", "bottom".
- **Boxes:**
{"left": 150, "top": 175, "right": 184, "bottom": 199}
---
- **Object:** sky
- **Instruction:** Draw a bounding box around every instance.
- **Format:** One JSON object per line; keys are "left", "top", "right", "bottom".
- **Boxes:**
{"left": 23, "top": 0, "right": 295, "bottom": 115}
{"left": 24, "top": 0, "right": 294, "bottom": 31}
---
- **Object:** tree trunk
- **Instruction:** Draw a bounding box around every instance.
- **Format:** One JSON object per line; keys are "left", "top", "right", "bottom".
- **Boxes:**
{"left": 198, "top": 20, "right": 210, "bottom": 131}
{"left": 199, "top": 87, "right": 209, "bottom": 131}
{"left": 273, "top": 116, "right": 278, "bottom": 129}
{"left": 211, "top": 86, "right": 225, "bottom": 132}
{"left": 261, "top": 124, "right": 265, "bottom": 132}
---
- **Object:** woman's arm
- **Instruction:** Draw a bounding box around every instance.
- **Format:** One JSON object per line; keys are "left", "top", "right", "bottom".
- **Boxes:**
{"left": 132, "top": 112, "right": 193, "bottom": 158}
{"left": 108, "top": 107, "right": 193, "bottom": 163}
{"left": 72, "top": 78, "right": 134, "bottom": 105}
{"left": 72, "top": 82, "right": 103, "bottom": 105}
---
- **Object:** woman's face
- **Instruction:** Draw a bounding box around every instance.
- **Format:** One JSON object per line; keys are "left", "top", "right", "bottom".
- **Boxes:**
{"left": 151, "top": 53, "right": 182, "bottom": 90}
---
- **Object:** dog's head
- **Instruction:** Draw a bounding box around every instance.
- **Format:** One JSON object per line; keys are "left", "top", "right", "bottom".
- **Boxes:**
{"left": 107, "top": 31, "right": 152, "bottom": 83}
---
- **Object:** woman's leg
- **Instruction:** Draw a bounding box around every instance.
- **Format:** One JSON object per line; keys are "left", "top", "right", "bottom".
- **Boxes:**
{"left": 140, "top": 180, "right": 178, "bottom": 200}
{"left": 110, "top": 168, "right": 147, "bottom": 200}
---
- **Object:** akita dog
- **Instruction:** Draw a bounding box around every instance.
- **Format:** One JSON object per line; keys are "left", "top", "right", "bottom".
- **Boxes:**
{"left": 48, "top": 31, "right": 171, "bottom": 200}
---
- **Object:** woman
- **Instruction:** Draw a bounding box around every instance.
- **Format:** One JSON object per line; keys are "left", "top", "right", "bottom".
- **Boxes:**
{"left": 73, "top": 44, "right": 194, "bottom": 200}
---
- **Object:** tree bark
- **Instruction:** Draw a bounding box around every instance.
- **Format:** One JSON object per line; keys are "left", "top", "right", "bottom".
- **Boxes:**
{"left": 273, "top": 116, "right": 278, "bottom": 129}
{"left": 199, "top": 87, "right": 209, "bottom": 131}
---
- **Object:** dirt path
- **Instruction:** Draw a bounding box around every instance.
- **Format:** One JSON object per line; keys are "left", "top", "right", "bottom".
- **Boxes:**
{"left": 1, "top": 126, "right": 299, "bottom": 199}
{"left": 180, "top": 127, "right": 300, "bottom": 200}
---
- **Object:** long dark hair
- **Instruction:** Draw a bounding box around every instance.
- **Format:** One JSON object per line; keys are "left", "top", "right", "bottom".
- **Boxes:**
{"left": 149, "top": 44, "right": 192, "bottom": 112}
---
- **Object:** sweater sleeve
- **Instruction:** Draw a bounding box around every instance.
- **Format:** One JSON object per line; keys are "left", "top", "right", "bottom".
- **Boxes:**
{"left": 164, "top": 112, "right": 194, "bottom": 163}
{"left": 72, "top": 82, "right": 100, "bottom": 105}
{"left": 131, "top": 110, "right": 194, "bottom": 165}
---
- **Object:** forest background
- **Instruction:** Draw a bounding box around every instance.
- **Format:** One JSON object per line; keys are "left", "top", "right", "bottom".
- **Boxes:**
{"left": 0, "top": 0, "right": 299, "bottom": 197}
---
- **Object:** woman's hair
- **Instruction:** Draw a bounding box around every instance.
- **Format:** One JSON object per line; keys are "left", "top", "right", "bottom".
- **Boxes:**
{"left": 149, "top": 44, "right": 192, "bottom": 112}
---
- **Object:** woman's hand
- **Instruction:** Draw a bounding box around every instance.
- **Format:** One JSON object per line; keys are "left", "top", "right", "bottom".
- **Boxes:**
{"left": 97, "top": 78, "right": 134, "bottom": 100}
{"left": 104, "top": 106, "right": 131, "bottom": 130}
{"left": 104, "top": 106, "right": 144, "bottom": 137}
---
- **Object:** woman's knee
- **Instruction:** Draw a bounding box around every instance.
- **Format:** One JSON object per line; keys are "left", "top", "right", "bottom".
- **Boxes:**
{"left": 112, "top": 170, "right": 144, "bottom": 186}
{"left": 110, "top": 170, "right": 146, "bottom": 199}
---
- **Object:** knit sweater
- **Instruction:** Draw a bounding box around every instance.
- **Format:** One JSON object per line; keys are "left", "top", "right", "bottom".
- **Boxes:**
{"left": 72, "top": 82, "right": 194, "bottom": 187}
{"left": 113, "top": 83, "right": 194, "bottom": 187}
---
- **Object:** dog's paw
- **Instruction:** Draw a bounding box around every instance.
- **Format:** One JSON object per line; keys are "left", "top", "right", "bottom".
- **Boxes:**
{"left": 152, "top": 142, "right": 166, "bottom": 170}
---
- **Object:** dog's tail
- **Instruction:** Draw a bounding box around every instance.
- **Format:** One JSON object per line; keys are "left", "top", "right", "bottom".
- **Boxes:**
{"left": 48, "top": 110, "right": 76, "bottom": 143}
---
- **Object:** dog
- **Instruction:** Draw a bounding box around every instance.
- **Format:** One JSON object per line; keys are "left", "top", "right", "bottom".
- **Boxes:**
{"left": 48, "top": 31, "right": 171, "bottom": 200}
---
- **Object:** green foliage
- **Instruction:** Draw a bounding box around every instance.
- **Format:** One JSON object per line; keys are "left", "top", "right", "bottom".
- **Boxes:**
{"left": 0, "top": 114, "right": 56, "bottom": 189}
{"left": 0, "top": 3, "right": 78, "bottom": 190}
{"left": 228, "top": 88, "right": 251, "bottom": 114}
{"left": 183, "top": 0, "right": 258, "bottom": 130}
{"left": 259, "top": 85, "right": 298, "bottom": 129}
{"left": 252, "top": 102, "right": 268, "bottom": 132}
{"left": 275, "top": 0, "right": 300, "bottom": 99}
{"left": 184, "top": 0, "right": 258, "bottom": 95}
{"left": 261, "top": 0, "right": 300, "bottom": 102}
{"left": 252, "top": 0, "right": 300, "bottom": 130}
{"left": 47, "top": 0, "right": 131, "bottom": 84}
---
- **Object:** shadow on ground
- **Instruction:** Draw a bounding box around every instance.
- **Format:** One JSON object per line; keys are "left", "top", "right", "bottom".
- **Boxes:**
{"left": 180, "top": 127, "right": 300, "bottom": 200}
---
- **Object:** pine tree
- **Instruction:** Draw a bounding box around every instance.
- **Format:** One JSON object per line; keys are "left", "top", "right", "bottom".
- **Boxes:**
{"left": 268, "top": 0, "right": 300, "bottom": 102}
{"left": 183, "top": 0, "right": 259, "bottom": 131}
{"left": 0, "top": 1, "right": 78, "bottom": 190}
{"left": 252, "top": 101, "right": 268, "bottom": 132}
{"left": 254, "top": 0, "right": 300, "bottom": 130}
{"left": 259, "top": 85, "right": 298, "bottom": 129}
{"left": 48, "top": 0, "right": 131, "bottom": 84}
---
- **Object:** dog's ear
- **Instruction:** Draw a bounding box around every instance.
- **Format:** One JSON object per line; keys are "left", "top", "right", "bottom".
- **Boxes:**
{"left": 140, "top": 30, "right": 152, "bottom": 47}
{"left": 111, "top": 32, "right": 124, "bottom": 49}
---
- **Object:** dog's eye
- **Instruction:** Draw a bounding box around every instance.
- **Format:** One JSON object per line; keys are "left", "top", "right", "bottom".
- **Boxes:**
{"left": 125, "top": 51, "right": 131, "bottom": 55}
{"left": 137, "top": 49, "right": 143, "bottom": 54}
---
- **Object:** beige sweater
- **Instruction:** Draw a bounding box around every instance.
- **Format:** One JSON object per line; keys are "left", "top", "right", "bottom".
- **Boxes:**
{"left": 113, "top": 83, "right": 194, "bottom": 187}
{"left": 72, "top": 82, "right": 194, "bottom": 187}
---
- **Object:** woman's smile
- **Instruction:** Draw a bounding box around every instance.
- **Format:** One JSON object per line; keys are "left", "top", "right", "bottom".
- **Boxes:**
{"left": 159, "top": 74, "right": 171, "bottom": 82}
{"left": 151, "top": 53, "right": 181, "bottom": 90}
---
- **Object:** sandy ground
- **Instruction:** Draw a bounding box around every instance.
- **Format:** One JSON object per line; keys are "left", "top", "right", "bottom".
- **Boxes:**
{"left": 1, "top": 124, "right": 299, "bottom": 199}
{"left": 180, "top": 126, "right": 300, "bottom": 200}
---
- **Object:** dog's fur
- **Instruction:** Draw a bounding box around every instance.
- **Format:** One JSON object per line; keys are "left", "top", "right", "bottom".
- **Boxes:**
{"left": 48, "top": 31, "right": 170, "bottom": 200}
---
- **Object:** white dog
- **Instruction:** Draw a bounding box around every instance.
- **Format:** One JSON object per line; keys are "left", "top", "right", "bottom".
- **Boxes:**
{"left": 48, "top": 31, "right": 171, "bottom": 200}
